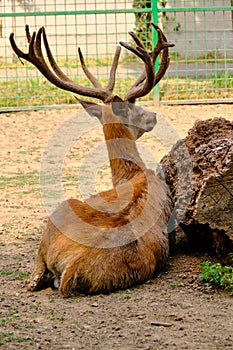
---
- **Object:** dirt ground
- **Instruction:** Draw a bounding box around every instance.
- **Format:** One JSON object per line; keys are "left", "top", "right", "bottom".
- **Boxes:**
{"left": 1, "top": 104, "right": 233, "bottom": 350}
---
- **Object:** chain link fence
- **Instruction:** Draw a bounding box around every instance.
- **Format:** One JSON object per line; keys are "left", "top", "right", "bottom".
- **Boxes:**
{"left": 1, "top": 0, "right": 233, "bottom": 111}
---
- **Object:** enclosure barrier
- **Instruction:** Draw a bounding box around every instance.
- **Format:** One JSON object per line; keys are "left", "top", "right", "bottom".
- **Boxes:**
{"left": 0, "top": 1, "right": 233, "bottom": 111}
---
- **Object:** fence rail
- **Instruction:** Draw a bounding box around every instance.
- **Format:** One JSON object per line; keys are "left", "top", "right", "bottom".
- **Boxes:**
{"left": 1, "top": 1, "right": 233, "bottom": 111}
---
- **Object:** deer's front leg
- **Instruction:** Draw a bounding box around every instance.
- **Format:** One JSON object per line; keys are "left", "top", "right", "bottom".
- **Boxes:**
{"left": 27, "top": 248, "right": 52, "bottom": 291}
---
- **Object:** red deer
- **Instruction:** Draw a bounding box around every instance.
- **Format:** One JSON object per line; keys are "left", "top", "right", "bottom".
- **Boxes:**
{"left": 10, "top": 24, "right": 174, "bottom": 296}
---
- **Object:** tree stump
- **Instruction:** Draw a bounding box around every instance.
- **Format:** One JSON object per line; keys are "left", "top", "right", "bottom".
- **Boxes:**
{"left": 161, "top": 117, "right": 233, "bottom": 259}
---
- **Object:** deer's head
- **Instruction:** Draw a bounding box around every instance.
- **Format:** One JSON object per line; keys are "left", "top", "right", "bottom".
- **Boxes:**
{"left": 9, "top": 24, "right": 174, "bottom": 139}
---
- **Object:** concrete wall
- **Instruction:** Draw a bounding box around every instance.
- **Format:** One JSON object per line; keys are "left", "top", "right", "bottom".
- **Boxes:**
{"left": 163, "top": 1, "right": 233, "bottom": 58}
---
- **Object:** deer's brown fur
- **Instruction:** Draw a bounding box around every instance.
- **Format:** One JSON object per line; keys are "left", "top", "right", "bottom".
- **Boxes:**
{"left": 27, "top": 102, "right": 172, "bottom": 296}
{"left": 10, "top": 24, "right": 174, "bottom": 296}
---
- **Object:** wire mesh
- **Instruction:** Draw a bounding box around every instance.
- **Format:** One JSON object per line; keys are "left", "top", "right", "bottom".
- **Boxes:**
{"left": 0, "top": 1, "right": 233, "bottom": 110}
{"left": 159, "top": 0, "right": 233, "bottom": 103}
{"left": 1, "top": 1, "right": 150, "bottom": 110}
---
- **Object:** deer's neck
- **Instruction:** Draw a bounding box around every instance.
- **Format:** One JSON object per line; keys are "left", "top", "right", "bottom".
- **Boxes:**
{"left": 103, "top": 122, "right": 146, "bottom": 187}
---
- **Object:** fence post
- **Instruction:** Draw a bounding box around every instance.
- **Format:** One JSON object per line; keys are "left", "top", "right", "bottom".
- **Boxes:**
{"left": 151, "top": 0, "right": 159, "bottom": 103}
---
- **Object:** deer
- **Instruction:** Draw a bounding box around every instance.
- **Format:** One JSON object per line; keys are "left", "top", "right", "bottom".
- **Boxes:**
{"left": 10, "top": 24, "right": 174, "bottom": 297}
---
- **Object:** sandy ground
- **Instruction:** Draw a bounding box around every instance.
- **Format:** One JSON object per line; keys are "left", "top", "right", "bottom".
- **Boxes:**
{"left": 1, "top": 104, "right": 233, "bottom": 349}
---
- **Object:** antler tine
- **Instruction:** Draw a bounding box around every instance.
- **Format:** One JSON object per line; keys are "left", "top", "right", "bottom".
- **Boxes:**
{"left": 119, "top": 31, "right": 147, "bottom": 92}
{"left": 129, "top": 31, "right": 145, "bottom": 49}
{"left": 9, "top": 29, "right": 34, "bottom": 61}
{"left": 121, "top": 23, "right": 174, "bottom": 103}
{"left": 77, "top": 45, "right": 121, "bottom": 100}
{"left": 42, "top": 27, "right": 71, "bottom": 83}
{"left": 78, "top": 47, "right": 102, "bottom": 88}
{"left": 150, "top": 24, "right": 174, "bottom": 88}
{"left": 25, "top": 24, "right": 32, "bottom": 44}
{"left": 106, "top": 45, "right": 121, "bottom": 94}
{"left": 30, "top": 27, "right": 76, "bottom": 91}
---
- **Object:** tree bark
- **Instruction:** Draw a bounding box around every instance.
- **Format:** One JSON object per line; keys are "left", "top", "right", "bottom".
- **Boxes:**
{"left": 161, "top": 117, "right": 233, "bottom": 259}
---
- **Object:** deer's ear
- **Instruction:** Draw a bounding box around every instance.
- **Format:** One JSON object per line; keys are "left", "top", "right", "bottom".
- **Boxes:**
{"left": 112, "top": 95, "right": 128, "bottom": 117}
{"left": 75, "top": 97, "right": 103, "bottom": 122}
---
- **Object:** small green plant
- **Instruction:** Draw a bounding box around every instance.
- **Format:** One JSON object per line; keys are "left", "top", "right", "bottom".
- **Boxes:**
{"left": 0, "top": 171, "right": 39, "bottom": 189}
{"left": 0, "top": 331, "right": 34, "bottom": 346}
{"left": 1, "top": 268, "right": 29, "bottom": 280}
{"left": 15, "top": 271, "right": 30, "bottom": 280}
{"left": 0, "top": 269, "right": 14, "bottom": 276}
{"left": 199, "top": 260, "right": 233, "bottom": 295}
{"left": 170, "top": 281, "right": 180, "bottom": 289}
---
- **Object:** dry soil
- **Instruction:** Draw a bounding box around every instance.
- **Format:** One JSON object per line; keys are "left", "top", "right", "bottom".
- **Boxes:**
{"left": 1, "top": 104, "right": 233, "bottom": 350}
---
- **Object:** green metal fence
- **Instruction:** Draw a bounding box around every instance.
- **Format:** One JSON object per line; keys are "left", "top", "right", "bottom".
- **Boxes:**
{"left": 1, "top": 1, "right": 233, "bottom": 111}
{"left": 160, "top": 1, "right": 233, "bottom": 104}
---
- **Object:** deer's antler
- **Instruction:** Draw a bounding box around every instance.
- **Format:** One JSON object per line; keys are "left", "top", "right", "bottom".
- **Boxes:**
{"left": 9, "top": 24, "right": 174, "bottom": 104}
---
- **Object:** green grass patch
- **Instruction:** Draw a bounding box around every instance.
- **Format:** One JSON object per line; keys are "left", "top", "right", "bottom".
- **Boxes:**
{"left": 0, "top": 171, "right": 39, "bottom": 189}
{"left": 160, "top": 73, "right": 233, "bottom": 101}
{"left": 213, "top": 71, "right": 233, "bottom": 89}
{"left": 15, "top": 271, "right": 30, "bottom": 280}
{"left": 199, "top": 260, "right": 233, "bottom": 295}
{"left": 18, "top": 146, "right": 40, "bottom": 155}
{"left": 0, "top": 268, "right": 29, "bottom": 281}
{"left": 0, "top": 331, "right": 34, "bottom": 346}
{"left": 0, "top": 269, "right": 14, "bottom": 276}
{"left": 170, "top": 281, "right": 180, "bottom": 289}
